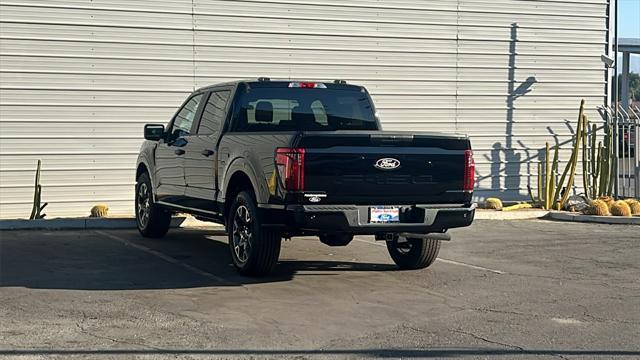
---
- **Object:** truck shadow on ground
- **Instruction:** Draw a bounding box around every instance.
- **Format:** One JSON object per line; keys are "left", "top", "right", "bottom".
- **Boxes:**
{"left": 0, "top": 228, "right": 396, "bottom": 291}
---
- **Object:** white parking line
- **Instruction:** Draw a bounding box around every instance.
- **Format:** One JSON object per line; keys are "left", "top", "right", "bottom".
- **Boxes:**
{"left": 352, "top": 237, "right": 505, "bottom": 274}
{"left": 95, "top": 230, "right": 233, "bottom": 284}
{"left": 435, "top": 258, "right": 505, "bottom": 274}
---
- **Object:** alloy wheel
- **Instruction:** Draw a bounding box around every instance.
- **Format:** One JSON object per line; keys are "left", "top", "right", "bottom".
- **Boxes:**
{"left": 137, "top": 182, "right": 150, "bottom": 228}
{"left": 232, "top": 205, "right": 253, "bottom": 263}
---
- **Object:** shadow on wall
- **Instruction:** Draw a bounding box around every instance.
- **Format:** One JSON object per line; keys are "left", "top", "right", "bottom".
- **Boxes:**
{"left": 477, "top": 24, "right": 535, "bottom": 199}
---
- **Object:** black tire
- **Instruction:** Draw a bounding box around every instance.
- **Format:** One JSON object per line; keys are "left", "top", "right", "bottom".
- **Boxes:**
{"left": 319, "top": 233, "right": 354, "bottom": 247}
{"left": 135, "top": 172, "right": 171, "bottom": 238}
{"left": 228, "top": 191, "right": 282, "bottom": 276}
{"left": 386, "top": 236, "right": 440, "bottom": 270}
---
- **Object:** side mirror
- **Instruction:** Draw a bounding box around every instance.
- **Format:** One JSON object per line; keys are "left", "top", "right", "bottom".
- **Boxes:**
{"left": 144, "top": 124, "right": 164, "bottom": 141}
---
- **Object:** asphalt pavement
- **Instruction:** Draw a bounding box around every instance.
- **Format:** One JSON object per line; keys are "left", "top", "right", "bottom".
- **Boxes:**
{"left": 0, "top": 220, "right": 638, "bottom": 359}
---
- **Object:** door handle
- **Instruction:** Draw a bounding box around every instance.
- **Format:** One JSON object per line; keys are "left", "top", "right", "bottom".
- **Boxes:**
{"left": 201, "top": 149, "right": 215, "bottom": 157}
{"left": 174, "top": 149, "right": 185, "bottom": 155}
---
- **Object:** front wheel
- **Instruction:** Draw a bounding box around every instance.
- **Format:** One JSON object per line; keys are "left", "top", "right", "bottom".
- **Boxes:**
{"left": 386, "top": 236, "right": 440, "bottom": 270}
{"left": 135, "top": 172, "right": 171, "bottom": 238}
{"left": 228, "top": 191, "right": 282, "bottom": 276}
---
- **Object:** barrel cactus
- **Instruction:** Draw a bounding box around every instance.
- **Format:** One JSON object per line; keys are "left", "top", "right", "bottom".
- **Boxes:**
{"left": 585, "top": 199, "right": 610, "bottom": 216}
{"left": 597, "top": 196, "right": 615, "bottom": 208}
{"left": 623, "top": 199, "right": 640, "bottom": 216}
{"left": 484, "top": 198, "right": 503, "bottom": 210}
{"left": 90, "top": 204, "right": 109, "bottom": 217}
{"left": 610, "top": 200, "right": 632, "bottom": 217}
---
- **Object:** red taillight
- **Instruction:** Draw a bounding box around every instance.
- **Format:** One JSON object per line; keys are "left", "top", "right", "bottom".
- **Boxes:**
{"left": 275, "top": 148, "right": 305, "bottom": 191}
{"left": 463, "top": 150, "right": 475, "bottom": 192}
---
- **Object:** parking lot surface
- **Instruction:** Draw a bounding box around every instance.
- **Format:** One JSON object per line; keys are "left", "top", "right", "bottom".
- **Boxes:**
{"left": 1, "top": 220, "right": 639, "bottom": 359}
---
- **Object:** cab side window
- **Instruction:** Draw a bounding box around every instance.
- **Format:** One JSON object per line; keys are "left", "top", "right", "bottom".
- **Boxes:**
{"left": 167, "top": 94, "right": 203, "bottom": 142}
{"left": 198, "top": 90, "right": 231, "bottom": 136}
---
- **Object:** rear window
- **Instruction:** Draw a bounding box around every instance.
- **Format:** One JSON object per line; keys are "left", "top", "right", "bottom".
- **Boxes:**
{"left": 230, "top": 86, "right": 377, "bottom": 132}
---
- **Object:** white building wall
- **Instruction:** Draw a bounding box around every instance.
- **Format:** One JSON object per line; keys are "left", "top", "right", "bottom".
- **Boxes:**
{"left": 0, "top": 0, "right": 609, "bottom": 218}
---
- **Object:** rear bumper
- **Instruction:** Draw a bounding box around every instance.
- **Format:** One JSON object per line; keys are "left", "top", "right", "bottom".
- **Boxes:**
{"left": 279, "top": 203, "right": 476, "bottom": 235}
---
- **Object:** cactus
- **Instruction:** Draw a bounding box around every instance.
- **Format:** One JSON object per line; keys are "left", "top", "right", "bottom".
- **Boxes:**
{"left": 550, "top": 101, "right": 584, "bottom": 209}
{"left": 557, "top": 102, "right": 586, "bottom": 210}
{"left": 624, "top": 199, "right": 640, "bottom": 215}
{"left": 610, "top": 200, "right": 632, "bottom": 217}
{"left": 581, "top": 115, "right": 589, "bottom": 199}
{"left": 593, "top": 141, "right": 602, "bottom": 197}
{"left": 585, "top": 199, "right": 610, "bottom": 216}
{"left": 544, "top": 142, "right": 551, "bottom": 209}
{"left": 607, "top": 123, "right": 615, "bottom": 196}
{"left": 531, "top": 99, "right": 618, "bottom": 208}
{"left": 597, "top": 195, "right": 615, "bottom": 208}
{"left": 90, "top": 204, "right": 109, "bottom": 217}
{"left": 529, "top": 142, "right": 559, "bottom": 210}
{"left": 485, "top": 198, "right": 503, "bottom": 210}
{"left": 549, "top": 144, "right": 559, "bottom": 207}
{"left": 589, "top": 124, "right": 598, "bottom": 198}
{"left": 29, "top": 160, "right": 48, "bottom": 220}
{"left": 597, "top": 122, "right": 615, "bottom": 197}
{"left": 537, "top": 162, "right": 543, "bottom": 204}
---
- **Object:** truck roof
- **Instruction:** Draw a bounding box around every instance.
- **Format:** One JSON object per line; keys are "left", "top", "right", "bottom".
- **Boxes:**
{"left": 196, "top": 79, "right": 364, "bottom": 93}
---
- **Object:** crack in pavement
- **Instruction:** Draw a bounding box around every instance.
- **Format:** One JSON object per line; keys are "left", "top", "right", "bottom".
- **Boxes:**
{"left": 74, "top": 310, "right": 161, "bottom": 351}
{"left": 575, "top": 304, "right": 640, "bottom": 326}
{"left": 449, "top": 328, "right": 524, "bottom": 351}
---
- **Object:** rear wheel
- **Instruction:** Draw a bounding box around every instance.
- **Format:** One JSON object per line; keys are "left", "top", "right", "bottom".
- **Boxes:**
{"left": 228, "top": 191, "right": 282, "bottom": 276}
{"left": 386, "top": 236, "right": 440, "bottom": 270}
{"left": 135, "top": 172, "right": 171, "bottom": 238}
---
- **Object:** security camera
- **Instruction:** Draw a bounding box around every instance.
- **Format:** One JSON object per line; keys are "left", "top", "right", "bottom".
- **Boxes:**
{"left": 601, "top": 54, "right": 615, "bottom": 68}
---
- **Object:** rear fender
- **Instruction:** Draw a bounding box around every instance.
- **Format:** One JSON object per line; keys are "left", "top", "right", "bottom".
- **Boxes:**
{"left": 222, "top": 157, "right": 268, "bottom": 204}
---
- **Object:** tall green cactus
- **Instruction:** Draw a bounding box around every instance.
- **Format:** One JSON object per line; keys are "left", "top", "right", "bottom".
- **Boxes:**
{"left": 579, "top": 114, "right": 619, "bottom": 200}
{"left": 593, "top": 123, "right": 614, "bottom": 197}
{"left": 581, "top": 115, "right": 589, "bottom": 199}
{"left": 531, "top": 99, "right": 618, "bottom": 209}
{"left": 551, "top": 99, "right": 585, "bottom": 210}
{"left": 589, "top": 124, "right": 597, "bottom": 198}
{"left": 532, "top": 142, "right": 559, "bottom": 210}
{"left": 557, "top": 111, "right": 585, "bottom": 210}
{"left": 550, "top": 144, "right": 559, "bottom": 207}
{"left": 544, "top": 142, "right": 552, "bottom": 209}
{"left": 606, "top": 122, "right": 615, "bottom": 196}
{"left": 537, "top": 162, "right": 543, "bottom": 205}
{"left": 29, "top": 160, "right": 47, "bottom": 220}
{"left": 594, "top": 141, "right": 602, "bottom": 197}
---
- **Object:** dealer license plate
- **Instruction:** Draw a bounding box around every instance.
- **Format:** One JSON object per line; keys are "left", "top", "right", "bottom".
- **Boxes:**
{"left": 369, "top": 207, "right": 400, "bottom": 223}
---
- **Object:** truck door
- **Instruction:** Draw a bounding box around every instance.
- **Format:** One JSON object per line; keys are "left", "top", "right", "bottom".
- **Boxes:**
{"left": 155, "top": 93, "right": 204, "bottom": 205}
{"left": 183, "top": 89, "right": 231, "bottom": 212}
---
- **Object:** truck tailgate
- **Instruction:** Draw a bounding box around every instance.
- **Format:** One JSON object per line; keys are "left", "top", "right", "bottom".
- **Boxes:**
{"left": 297, "top": 131, "right": 473, "bottom": 205}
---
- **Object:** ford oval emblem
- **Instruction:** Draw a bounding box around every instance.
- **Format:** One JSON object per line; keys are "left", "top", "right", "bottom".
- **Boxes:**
{"left": 374, "top": 158, "right": 401, "bottom": 170}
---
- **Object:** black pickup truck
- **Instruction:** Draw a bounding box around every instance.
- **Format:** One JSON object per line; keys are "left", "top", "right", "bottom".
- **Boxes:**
{"left": 136, "top": 79, "right": 476, "bottom": 276}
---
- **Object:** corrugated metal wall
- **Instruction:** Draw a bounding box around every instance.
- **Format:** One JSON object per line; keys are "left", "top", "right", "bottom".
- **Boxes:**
{"left": 0, "top": 0, "right": 610, "bottom": 218}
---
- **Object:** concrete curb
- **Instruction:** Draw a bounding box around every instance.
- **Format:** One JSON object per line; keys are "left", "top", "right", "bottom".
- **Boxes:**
{"left": 0, "top": 216, "right": 224, "bottom": 230}
{"left": 474, "top": 209, "right": 550, "bottom": 220}
{"left": 546, "top": 211, "right": 640, "bottom": 225}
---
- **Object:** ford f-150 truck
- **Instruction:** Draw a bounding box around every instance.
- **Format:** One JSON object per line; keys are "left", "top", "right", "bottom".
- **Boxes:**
{"left": 136, "top": 79, "right": 476, "bottom": 276}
